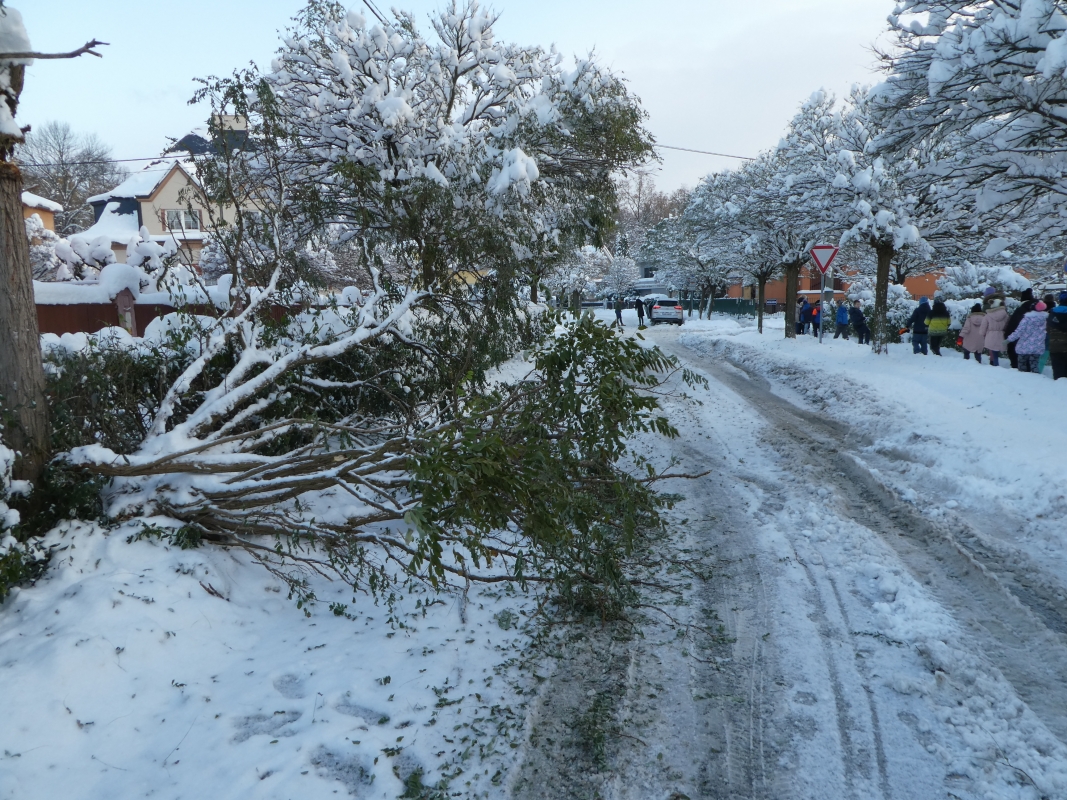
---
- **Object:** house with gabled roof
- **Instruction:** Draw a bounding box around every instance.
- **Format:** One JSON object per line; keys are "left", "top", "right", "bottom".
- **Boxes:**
{"left": 22, "top": 191, "right": 62, "bottom": 232}
{"left": 79, "top": 157, "right": 221, "bottom": 266}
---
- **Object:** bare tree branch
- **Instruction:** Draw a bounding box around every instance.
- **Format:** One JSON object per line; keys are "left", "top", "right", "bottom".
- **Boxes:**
{"left": 0, "top": 39, "right": 109, "bottom": 60}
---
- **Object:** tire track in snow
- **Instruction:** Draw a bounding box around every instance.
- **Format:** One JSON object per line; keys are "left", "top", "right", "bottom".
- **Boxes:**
{"left": 664, "top": 335, "right": 1067, "bottom": 749}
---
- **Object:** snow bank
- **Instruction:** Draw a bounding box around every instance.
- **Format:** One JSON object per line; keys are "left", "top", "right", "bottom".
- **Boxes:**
{"left": 0, "top": 521, "right": 536, "bottom": 798}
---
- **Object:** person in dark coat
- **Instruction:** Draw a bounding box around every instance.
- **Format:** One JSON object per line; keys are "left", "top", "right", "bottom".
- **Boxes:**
{"left": 800, "top": 299, "right": 812, "bottom": 334}
{"left": 613, "top": 297, "right": 624, "bottom": 327}
{"left": 833, "top": 302, "right": 850, "bottom": 339}
{"left": 849, "top": 300, "right": 870, "bottom": 345}
{"left": 907, "top": 297, "right": 931, "bottom": 354}
{"left": 810, "top": 303, "right": 821, "bottom": 337}
{"left": 1048, "top": 291, "right": 1067, "bottom": 380}
{"left": 635, "top": 296, "right": 645, "bottom": 326}
{"left": 1004, "top": 288, "right": 1037, "bottom": 369}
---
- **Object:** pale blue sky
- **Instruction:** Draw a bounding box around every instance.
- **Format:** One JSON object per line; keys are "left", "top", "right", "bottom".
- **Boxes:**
{"left": 16, "top": 0, "right": 892, "bottom": 191}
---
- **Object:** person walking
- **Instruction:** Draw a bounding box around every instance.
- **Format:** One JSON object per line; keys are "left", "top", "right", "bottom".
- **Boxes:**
{"left": 1004, "top": 288, "right": 1037, "bottom": 369}
{"left": 978, "top": 297, "right": 1009, "bottom": 366}
{"left": 833, "top": 302, "right": 850, "bottom": 339}
{"left": 849, "top": 300, "right": 870, "bottom": 345}
{"left": 811, "top": 303, "right": 822, "bottom": 337}
{"left": 635, "top": 296, "right": 645, "bottom": 326}
{"left": 960, "top": 303, "right": 986, "bottom": 362}
{"left": 926, "top": 299, "right": 952, "bottom": 355}
{"left": 794, "top": 298, "right": 805, "bottom": 335}
{"left": 1048, "top": 291, "right": 1067, "bottom": 380}
{"left": 613, "top": 296, "right": 624, "bottom": 328}
{"left": 908, "top": 296, "right": 932, "bottom": 355}
{"left": 1006, "top": 301, "right": 1048, "bottom": 373}
{"left": 800, "top": 299, "right": 813, "bottom": 334}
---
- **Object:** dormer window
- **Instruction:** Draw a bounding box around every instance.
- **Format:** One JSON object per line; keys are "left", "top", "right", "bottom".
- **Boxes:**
{"left": 164, "top": 209, "right": 201, "bottom": 231}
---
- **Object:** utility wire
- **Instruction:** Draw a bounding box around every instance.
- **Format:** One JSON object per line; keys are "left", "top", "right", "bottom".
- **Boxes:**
{"left": 360, "top": 0, "right": 387, "bottom": 24}
{"left": 19, "top": 155, "right": 180, "bottom": 168}
{"left": 22, "top": 143, "right": 758, "bottom": 169}
{"left": 657, "top": 144, "right": 755, "bottom": 161}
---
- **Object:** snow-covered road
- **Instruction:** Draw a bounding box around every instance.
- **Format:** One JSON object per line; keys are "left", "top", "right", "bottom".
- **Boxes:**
{"left": 575, "top": 316, "right": 1067, "bottom": 800}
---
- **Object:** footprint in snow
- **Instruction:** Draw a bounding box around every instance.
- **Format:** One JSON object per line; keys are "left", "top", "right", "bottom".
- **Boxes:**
{"left": 232, "top": 710, "right": 301, "bottom": 743}
{"left": 273, "top": 673, "right": 307, "bottom": 699}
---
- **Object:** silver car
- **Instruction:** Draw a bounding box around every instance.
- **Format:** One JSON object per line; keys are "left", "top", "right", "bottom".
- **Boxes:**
{"left": 648, "top": 299, "right": 684, "bottom": 326}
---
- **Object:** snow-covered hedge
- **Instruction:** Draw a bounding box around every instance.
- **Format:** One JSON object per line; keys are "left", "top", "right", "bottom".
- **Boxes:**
{"left": 0, "top": 439, "right": 49, "bottom": 602}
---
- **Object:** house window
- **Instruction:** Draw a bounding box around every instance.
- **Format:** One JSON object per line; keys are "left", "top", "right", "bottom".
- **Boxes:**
{"left": 164, "top": 209, "right": 201, "bottom": 231}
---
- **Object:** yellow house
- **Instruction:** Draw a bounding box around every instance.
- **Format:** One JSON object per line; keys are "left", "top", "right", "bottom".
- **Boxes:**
{"left": 81, "top": 158, "right": 226, "bottom": 266}
{"left": 22, "top": 191, "right": 62, "bottom": 231}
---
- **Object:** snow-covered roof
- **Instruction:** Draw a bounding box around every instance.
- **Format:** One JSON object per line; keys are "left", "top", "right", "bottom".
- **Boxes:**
{"left": 78, "top": 201, "right": 140, "bottom": 245}
{"left": 87, "top": 158, "right": 197, "bottom": 204}
{"left": 77, "top": 200, "right": 207, "bottom": 247}
{"left": 21, "top": 191, "right": 63, "bottom": 212}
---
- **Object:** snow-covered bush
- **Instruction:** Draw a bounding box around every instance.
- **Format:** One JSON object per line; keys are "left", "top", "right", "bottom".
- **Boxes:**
{"left": 848, "top": 276, "right": 914, "bottom": 337}
{"left": 0, "top": 439, "right": 49, "bottom": 602}
{"left": 25, "top": 213, "right": 62, "bottom": 280}
{"left": 936, "top": 262, "right": 1032, "bottom": 300}
{"left": 55, "top": 232, "right": 115, "bottom": 278}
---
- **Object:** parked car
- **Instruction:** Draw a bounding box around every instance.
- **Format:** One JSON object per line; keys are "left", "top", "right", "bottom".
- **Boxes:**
{"left": 649, "top": 298, "right": 684, "bottom": 326}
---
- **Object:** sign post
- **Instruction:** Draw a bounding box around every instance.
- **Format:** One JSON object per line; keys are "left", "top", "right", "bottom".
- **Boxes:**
{"left": 810, "top": 245, "right": 840, "bottom": 344}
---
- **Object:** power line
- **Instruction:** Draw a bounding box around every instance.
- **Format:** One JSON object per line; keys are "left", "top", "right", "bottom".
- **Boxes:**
{"left": 360, "top": 0, "right": 387, "bottom": 24}
{"left": 19, "top": 155, "right": 180, "bottom": 168}
{"left": 658, "top": 144, "right": 755, "bottom": 161}
{"left": 22, "top": 143, "right": 759, "bottom": 170}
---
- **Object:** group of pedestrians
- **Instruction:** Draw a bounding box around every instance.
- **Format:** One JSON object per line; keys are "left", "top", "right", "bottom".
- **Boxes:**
{"left": 793, "top": 288, "right": 1067, "bottom": 380}
{"left": 909, "top": 288, "right": 1067, "bottom": 380}
{"left": 794, "top": 297, "right": 871, "bottom": 345}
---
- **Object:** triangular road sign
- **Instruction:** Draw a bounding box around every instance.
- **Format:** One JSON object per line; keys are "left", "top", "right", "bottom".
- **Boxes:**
{"left": 810, "top": 245, "right": 839, "bottom": 274}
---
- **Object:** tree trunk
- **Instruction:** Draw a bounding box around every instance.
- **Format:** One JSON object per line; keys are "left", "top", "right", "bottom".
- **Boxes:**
{"left": 570, "top": 288, "right": 581, "bottom": 318}
{"left": 784, "top": 263, "right": 799, "bottom": 339}
{"left": 756, "top": 277, "right": 766, "bottom": 334}
{"left": 871, "top": 242, "right": 894, "bottom": 355}
{"left": 530, "top": 278, "right": 538, "bottom": 304}
{"left": 0, "top": 161, "right": 50, "bottom": 482}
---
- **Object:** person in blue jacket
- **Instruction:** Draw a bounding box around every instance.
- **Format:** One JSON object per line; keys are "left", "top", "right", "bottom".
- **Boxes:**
{"left": 799, "top": 299, "right": 812, "bottom": 334}
{"left": 833, "top": 302, "right": 850, "bottom": 339}
{"left": 849, "top": 300, "right": 870, "bottom": 345}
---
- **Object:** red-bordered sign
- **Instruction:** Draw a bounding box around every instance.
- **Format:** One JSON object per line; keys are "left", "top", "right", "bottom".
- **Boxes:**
{"left": 810, "top": 245, "right": 839, "bottom": 275}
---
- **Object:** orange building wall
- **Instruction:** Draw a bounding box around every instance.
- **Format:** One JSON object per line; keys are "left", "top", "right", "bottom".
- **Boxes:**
{"left": 23, "top": 205, "right": 55, "bottom": 231}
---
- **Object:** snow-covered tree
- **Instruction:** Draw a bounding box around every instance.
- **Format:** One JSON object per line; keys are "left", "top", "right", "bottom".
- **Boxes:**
{"left": 684, "top": 165, "right": 785, "bottom": 332}
{"left": 613, "top": 172, "right": 688, "bottom": 257}
{"left": 777, "top": 88, "right": 934, "bottom": 351}
{"left": 598, "top": 253, "right": 638, "bottom": 299}
{"left": 641, "top": 214, "right": 728, "bottom": 318}
{"left": 873, "top": 1, "right": 1067, "bottom": 245}
{"left": 63, "top": 2, "right": 673, "bottom": 605}
{"left": 546, "top": 245, "right": 606, "bottom": 314}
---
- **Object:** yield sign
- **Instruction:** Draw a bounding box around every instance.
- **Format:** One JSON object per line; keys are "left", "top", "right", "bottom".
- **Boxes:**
{"left": 810, "top": 245, "right": 839, "bottom": 275}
